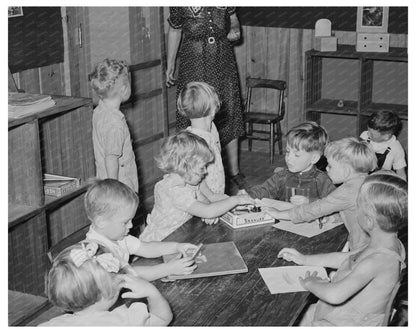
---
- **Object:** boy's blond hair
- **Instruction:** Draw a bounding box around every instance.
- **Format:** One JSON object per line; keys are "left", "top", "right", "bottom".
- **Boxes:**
{"left": 46, "top": 242, "right": 120, "bottom": 313}
{"left": 357, "top": 172, "right": 407, "bottom": 232}
{"left": 84, "top": 179, "right": 139, "bottom": 224}
{"left": 325, "top": 137, "right": 377, "bottom": 173}
{"left": 156, "top": 131, "right": 214, "bottom": 183}
{"left": 286, "top": 121, "right": 328, "bottom": 154}
{"left": 177, "top": 81, "right": 220, "bottom": 119}
{"left": 90, "top": 59, "right": 129, "bottom": 99}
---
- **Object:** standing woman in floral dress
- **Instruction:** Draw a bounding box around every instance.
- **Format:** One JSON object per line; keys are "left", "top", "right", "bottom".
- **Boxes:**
{"left": 166, "top": 7, "right": 246, "bottom": 189}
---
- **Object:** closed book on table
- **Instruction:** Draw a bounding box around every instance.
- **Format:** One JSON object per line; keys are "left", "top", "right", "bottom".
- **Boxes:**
{"left": 162, "top": 241, "right": 248, "bottom": 280}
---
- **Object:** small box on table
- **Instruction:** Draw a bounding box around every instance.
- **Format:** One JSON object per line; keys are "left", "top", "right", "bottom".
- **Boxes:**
{"left": 220, "top": 206, "right": 275, "bottom": 229}
{"left": 43, "top": 174, "right": 80, "bottom": 197}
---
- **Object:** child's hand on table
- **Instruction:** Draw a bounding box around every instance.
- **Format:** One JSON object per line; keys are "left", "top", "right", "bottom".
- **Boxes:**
{"left": 120, "top": 274, "right": 158, "bottom": 299}
{"left": 299, "top": 270, "right": 330, "bottom": 290}
{"left": 262, "top": 207, "right": 289, "bottom": 220}
{"left": 277, "top": 248, "right": 306, "bottom": 265}
{"left": 176, "top": 243, "right": 198, "bottom": 257}
{"left": 235, "top": 194, "right": 255, "bottom": 206}
{"left": 289, "top": 195, "right": 309, "bottom": 206}
{"left": 237, "top": 189, "right": 248, "bottom": 195}
{"left": 166, "top": 255, "right": 197, "bottom": 276}
{"left": 202, "top": 217, "right": 219, "bottom": 225}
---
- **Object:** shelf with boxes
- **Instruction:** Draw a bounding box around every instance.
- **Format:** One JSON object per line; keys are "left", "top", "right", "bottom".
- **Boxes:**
{"left": 305, "top": 44, "right": 407, "bottom": 137}
{"left": 8, "top": 94, "right": 95, "bottom": 295}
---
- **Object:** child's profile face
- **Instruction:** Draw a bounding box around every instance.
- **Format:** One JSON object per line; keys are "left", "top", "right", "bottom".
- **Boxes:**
{"left": 100, "top": 202, "right": 137, "bottom": 241}
{"left": 368, "top": 128, "right": 392, "bottom": 143}
{"left": 326, "top": 157, "right": 349, "bottom": 184}
{"left": 285, "top": 145, "right": 318, "bottom": 173}
{"left": 186, "top": 164, "right": 208, "bottom": 186}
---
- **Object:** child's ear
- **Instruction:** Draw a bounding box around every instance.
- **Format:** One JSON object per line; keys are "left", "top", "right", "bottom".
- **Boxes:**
{"left": 94, "top": 216, "right": 106, "bottom": 229}
{"left": 311, "top": 152, "right": 321, "bottom": 165}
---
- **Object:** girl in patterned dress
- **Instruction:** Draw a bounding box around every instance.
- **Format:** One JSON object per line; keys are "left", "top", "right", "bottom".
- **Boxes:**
{"left": 166, "top": 7, "right": 247, "bottom": 188}
{"left": 140, "top": 131, "right": 255, "bottom": 242}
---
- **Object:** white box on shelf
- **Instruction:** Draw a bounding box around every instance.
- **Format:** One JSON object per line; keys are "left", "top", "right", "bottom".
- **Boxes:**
{"left": 356, "top": 33, "right": 389, "bottom": 52}
{"left": 43, "top": 174, "right": 80, "bottom": 197}
{"left": 314, "top": 36, "right": 337, "bottom": 52}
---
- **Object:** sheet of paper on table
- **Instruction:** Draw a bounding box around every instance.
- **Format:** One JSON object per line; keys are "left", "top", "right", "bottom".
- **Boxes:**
{"left": 259, "top": 266, "right": 328, "bottom": 294}
{"left": 272, "top": 217, "right": 342, "bottom": 238}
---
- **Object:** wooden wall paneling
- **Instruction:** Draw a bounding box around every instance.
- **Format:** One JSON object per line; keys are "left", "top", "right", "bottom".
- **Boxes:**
{"left": 39, "top": 63, "right": 66, "bottom": 95}
{"left": 16, "top": 68, "right": 41, "bottom": 94}
{"left": 390, "top": 33, "right": 408, "bottom": 48}
{"left": 9, "top": 212, "right": 48, "bottom": 295}
{"left": 287, "top": 28, "right": 305, "bottom": 130}
{"left": 8, "top": 122, "right": 43, "bottom": 207}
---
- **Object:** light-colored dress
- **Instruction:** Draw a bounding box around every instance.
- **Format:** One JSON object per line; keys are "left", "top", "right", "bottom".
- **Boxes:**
{"left": 140, "top": 173, "right": 199, "bottom": 241}
{"left": 39, "top": 303, "right": 168, "bottom": 326}
{"left": 301, "top": 241, "right": 406, "bottom": 326}
{"left": 186, "top": 123, "right": 225, "bottom": 194}
{"left": 92, "top": 100, "right": 138, "bottom": 192}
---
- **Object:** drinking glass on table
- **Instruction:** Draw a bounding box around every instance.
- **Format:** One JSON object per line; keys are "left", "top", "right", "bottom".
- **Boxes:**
{"left": 285, "top": 186, "right": 310, "bottom": 206}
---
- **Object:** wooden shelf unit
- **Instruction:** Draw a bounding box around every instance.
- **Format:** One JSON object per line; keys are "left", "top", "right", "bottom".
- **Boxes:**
{"left": 305, "top": 44, "right": 408, "bottom": 136}
{"left": 8, "top": 95, "right": 95, "bottom": 295}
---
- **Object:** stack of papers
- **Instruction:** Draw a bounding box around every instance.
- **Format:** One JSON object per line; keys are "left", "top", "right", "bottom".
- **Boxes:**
{"left": 8, "top": 92, "right": 55, "bottom": 119}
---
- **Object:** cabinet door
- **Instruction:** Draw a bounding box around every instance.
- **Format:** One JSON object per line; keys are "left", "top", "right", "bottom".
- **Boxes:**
{"left": 66, "top": 7, "right": 169, "bottom": 212}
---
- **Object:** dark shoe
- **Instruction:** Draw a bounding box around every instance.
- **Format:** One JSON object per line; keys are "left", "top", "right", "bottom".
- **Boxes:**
{"left": 230, "top": 173, "right": 248, "bottom": 190}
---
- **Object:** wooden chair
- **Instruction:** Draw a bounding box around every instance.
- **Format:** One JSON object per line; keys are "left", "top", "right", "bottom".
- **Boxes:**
{"left": 244, "top": 77, "right": 286, "bottom": 164}
{"left": 47, "top": 224, "right": 90, "bottom": 263}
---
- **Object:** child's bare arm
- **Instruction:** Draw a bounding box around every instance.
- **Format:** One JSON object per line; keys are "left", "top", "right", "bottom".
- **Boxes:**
{"left": 278, "top": 247, "right": 352, "bottom": 269}
{"left": 133, "top": 257, "right": 197, "bottom": 281}
{"left": 301, "top": 256, "right": 379, "bottom": 304}
{"left": 104, "top": 155, "right": 119, "bottom": 179}
{"left": 120, "top": 275, "right": 173, "bottom": 324}
{"left": 186, "top": 195, "right": 255, "bottom": 218}
{"left": 137, "top": 241, "right": 197, "bottom": 258}
{"left": 200, "top": 181, "right": 229, "bottom": 202}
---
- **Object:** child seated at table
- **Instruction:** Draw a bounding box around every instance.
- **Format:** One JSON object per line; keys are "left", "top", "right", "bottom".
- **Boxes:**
{"left": 84, "top": 178, "right": 198, "bottom": 281}
{"left": 178, "top": 81, "right": 225, "bottom": 195}
{"left": 40, "top": 241, "right": 172, "bottom": 326}
{"left": 244, "top": 121, "right": 335, "bottom": 205}
{"left": 360, "top": 110, "right": 407, "bottom": 180}
{"left": 265, "top": 137, "right": 377, "bottom": 251}
{"left": 139, "top": 131, "right": 255, "bottom": 242}
{"left": 278, "top": 172, "right": 407, "bottom": 326}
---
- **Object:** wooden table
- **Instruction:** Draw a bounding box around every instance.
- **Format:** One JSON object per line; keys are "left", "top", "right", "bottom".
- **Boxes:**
{"left": 146, "top": 218, "right": 348, "bottom": 326}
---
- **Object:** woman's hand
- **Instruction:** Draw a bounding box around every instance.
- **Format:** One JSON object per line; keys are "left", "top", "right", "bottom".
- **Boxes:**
{"left": 166, "top": 66, "right": 176, "bottom": 87}
{"left": 277, "top": 247, "right": 305, "bottom": 265}
{"left": 227, "top": 29, "right": 240, "bottom": 42}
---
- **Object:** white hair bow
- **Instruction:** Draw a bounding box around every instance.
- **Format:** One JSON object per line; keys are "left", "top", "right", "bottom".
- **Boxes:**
{"left": 70, "top": 242, "right": 121, "bottom": 273}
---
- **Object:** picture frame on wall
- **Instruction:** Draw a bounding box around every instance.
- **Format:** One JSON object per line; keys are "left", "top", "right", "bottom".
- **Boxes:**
{"left": 356, "top": 7, "right": 389, "bottom": 33}
{"left": 8, "top": 7, "right": 23, "bottom": 18}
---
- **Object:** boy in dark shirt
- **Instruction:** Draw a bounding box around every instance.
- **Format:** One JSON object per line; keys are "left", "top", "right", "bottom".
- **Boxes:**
{"left": 245, "top": 121, "right": 335, "bottom": 205}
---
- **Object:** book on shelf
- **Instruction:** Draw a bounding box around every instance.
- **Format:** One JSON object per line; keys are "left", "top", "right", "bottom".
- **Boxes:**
{"left": 8, "top": 92, "right": 56, "bottom": 119}
{"left": 43, "top": 174, "right": 80, "bottom": 197}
